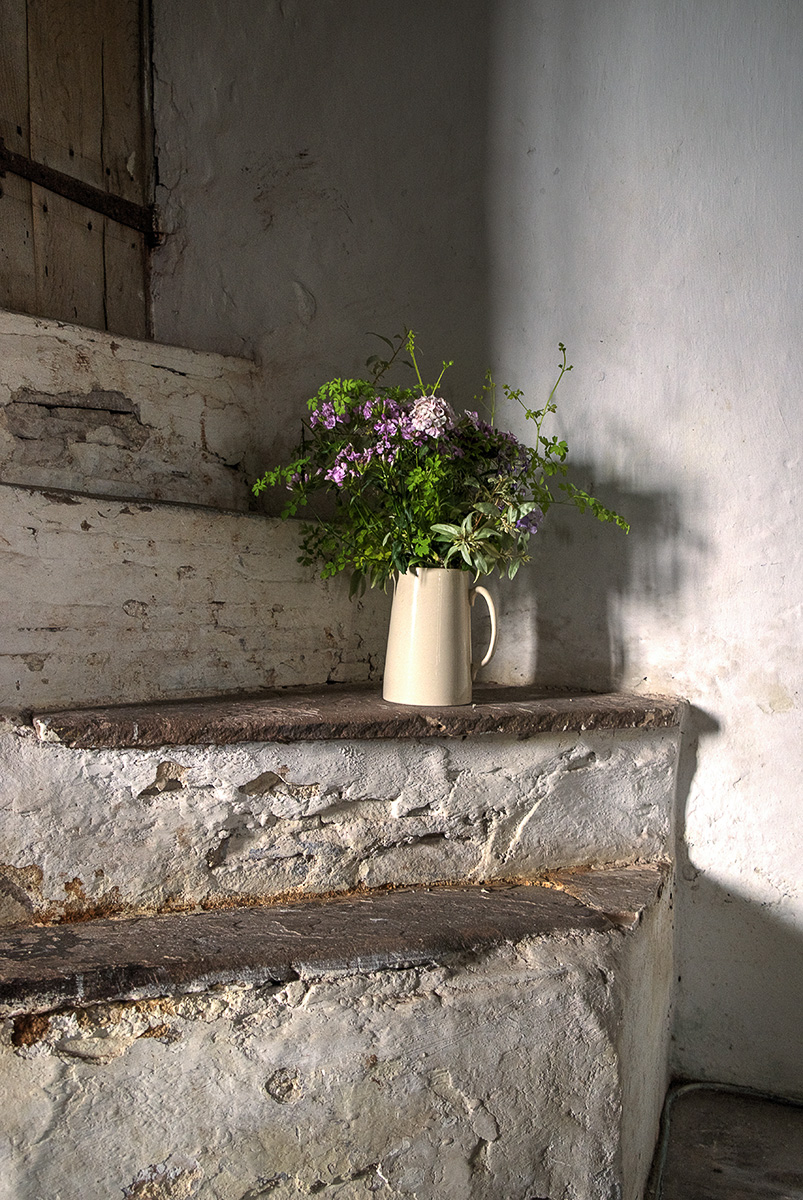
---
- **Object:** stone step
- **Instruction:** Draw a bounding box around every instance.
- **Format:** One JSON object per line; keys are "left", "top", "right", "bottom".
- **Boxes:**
{"left": 0, "top": 482, "right": 390, "bottom": 712}
{"left": 648, "top": 1084, "right": 803, "bottom": 1199}
{"left": 0, "top": 309, "right": 264, "bottom": 511}
{"left": 1, "top": 686, "right": 683, "bottom": 925}
{"left": 34, "top": 682, "right": 682, "bottom": 749}
{"left": 1, "top": 314, "right": 391, "bottom": 712}
{"left": 0, "top": 867, "right": 673, "bottom": 1200}
{"left": 0, "top": 869, "right": 663, "bottom": 1017}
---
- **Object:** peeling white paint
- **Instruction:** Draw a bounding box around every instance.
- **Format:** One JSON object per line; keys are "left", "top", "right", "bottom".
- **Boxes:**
{"left": 0, "top": 889, "right": 672, "bottom": 1200}
{"left": 0, "top": 483, "right": 390, "bottom": 709}
{"left": 0, "top": 725, "right": 677, "bottom": 921}
{"left": 0, "top": 310, "right": 263, "bottom": 509}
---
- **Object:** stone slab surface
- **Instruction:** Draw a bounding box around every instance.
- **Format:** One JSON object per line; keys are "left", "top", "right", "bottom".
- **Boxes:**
{"left": 32, "top": 682, "right": 683, "bottom": 748}
{"left": 0, "top": 869, "right": 664, "bottom": 1017}
{"left": 546, "top": 865, "right": 669, "bottom": 927}
{"left": 653, "top": 1086, "right": 803, "bottom": 1199}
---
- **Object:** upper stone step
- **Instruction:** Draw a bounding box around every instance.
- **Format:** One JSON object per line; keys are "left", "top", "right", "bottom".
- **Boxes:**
{"left": 1, "top": 686, "right": 682, "bottom": 926}
{"left": 33, "top": 683, "right": 682, "bottom": 748}
{"left": 0, "top": 310, "right": 263, "bottom": 509}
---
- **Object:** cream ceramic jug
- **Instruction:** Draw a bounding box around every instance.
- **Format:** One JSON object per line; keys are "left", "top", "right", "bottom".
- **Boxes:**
{"left": 382, "top": 567, "right": 497, "bottom": 706}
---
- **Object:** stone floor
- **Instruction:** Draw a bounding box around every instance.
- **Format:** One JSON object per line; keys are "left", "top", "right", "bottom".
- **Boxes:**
{"left": 651, "top": 1085, "right": 803, "bottom": 1199}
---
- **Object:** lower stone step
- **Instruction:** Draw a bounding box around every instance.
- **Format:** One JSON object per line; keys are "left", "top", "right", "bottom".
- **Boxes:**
{"left": 647, "top": 1084, "right": 803, "bottom": 1200}
{"left": 1, "top": 867, "right": 672, "bottom": 1200}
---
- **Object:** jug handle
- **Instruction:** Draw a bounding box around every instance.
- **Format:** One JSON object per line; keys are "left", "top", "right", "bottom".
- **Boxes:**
{"left": 469, "top": 585, "right": 497, "bottom": 679}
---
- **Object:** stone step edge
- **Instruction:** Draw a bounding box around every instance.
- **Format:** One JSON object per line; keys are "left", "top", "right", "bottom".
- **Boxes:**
{"left": 0, "top": 478, "right": 264, "bottom": 518}
{"left": 0, "top": 865, "right": 667, "bottom": 1021}
{"left": 30, "top": 683, "right": 685, "bottom": 748}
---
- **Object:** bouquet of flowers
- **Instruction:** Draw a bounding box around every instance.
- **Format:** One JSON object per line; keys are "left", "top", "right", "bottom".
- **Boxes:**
{"left": 253, "top": 332, "right": 628, "bottom": 595}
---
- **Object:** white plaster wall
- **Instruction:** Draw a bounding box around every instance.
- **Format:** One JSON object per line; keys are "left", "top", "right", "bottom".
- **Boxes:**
{"left": 0, "top": 725, "right": 677, "bottom": 922}
{"left": 484, "top": 0, "right": 803, "bottom": 1099}
{"left": 0, "top": 310, "right": 263, "bottom": 508}
{"left": 1, "top": 484, "right": 389, "bottom": 711}
{"left": 150, "top": 1, "right": 803, "bottom": 1095}
{"left": 150, "top": 0, "right": 495, "bottom": 475}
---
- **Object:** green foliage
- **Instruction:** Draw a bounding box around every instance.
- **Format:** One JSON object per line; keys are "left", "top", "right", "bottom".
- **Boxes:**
{"left": 252, "top": 336, "right": 628, "bottom": 591}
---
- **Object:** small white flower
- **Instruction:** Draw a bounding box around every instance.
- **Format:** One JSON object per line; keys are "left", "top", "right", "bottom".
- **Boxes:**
{"left": 409, "top": 394, "right": 456, "bottom": 437}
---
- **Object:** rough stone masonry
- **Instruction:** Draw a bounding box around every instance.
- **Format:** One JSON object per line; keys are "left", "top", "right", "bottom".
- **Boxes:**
{"left": 0, "top": 872, "right": 673, "bottom": 1200}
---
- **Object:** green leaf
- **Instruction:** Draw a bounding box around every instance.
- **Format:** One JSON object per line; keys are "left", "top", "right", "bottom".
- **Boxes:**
{"left": 366, "top": 332, "right": 396, "bottom": 350}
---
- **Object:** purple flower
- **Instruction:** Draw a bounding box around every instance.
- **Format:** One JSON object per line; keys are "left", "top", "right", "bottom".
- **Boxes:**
{"left": 465, "top": 410, "right": 494, "bottom": 436}
{"left": 325, "top": 462, "right": 348, "bottom": 485}
{"left": 310, "top": 401, "right": 350, "bottom": 430}
{"left": 515, "top": 507, "right": 544, "bottom": 535}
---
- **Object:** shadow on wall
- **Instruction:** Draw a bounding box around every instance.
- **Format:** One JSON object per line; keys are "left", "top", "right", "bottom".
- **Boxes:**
{"left": 671, "top": 874, "right": 803, "bottom": 1099}
{"left": 209, "top": 0, "right": 498, "bottom": 485}
{"left": 671, "top": 706, "right": 803, "bottom": 1100}
{"left": 483, "top": 474, "right": 692, "bottom": 690}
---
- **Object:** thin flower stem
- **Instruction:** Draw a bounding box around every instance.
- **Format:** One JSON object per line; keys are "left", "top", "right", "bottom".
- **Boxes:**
{"left": 538, "top": 343, "right": 571, "bottom": 442}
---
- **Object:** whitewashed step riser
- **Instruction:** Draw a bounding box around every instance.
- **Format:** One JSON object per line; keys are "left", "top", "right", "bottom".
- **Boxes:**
{"left": 0, "top": 310, "right": 263, "bottom": 510}
{"left": 0, "top": 484, "right": 390, "bottom": 711}
{"left": 0, "top": 725, "right": 677, "bottom": 925}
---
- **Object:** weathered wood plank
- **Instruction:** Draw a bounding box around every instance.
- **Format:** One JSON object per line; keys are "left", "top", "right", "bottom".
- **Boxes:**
{"left": 0, "top": 0, "right": 29, "bottom": 154}
{"left": 30, "top": 185, "right": 106, "bottom": 328}
{"left": 27, "top": 0, "right": 104, "bottom": 186}
{"left": 99, "top": 0, "right": 150, "bottom": 336}
{"left": 103, "top": 219, "right": 149, "bottom": 338}
{"left": 0, "top": 0, "right": 36, "bottom": 315}
{"left": 100, "top": 0, "right": 147, "bottom": 203}
{"left": 26, "top": 0, "right": 106, "bottom": 327}
{"left": 0, "top": 173, "right": 36, "bottom": 316}
{"left": 11, "top": 0, "right": 150, "bottom": 335}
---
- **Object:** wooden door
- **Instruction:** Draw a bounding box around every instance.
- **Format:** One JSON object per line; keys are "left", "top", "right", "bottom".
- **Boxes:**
{"left": 0, "top": 0, "right": 153, "bottom": 338}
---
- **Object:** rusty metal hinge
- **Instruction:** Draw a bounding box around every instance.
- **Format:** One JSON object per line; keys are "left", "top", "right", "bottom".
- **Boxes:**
{"left": 0, "top": 136, "right": 163, "bottom": 247}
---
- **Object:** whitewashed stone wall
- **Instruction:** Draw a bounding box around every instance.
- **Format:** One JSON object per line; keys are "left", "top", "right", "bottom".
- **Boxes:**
{"left": 0, "top": 887, "right": 673, "bottom": 1200}
{"left": 1, "top": 483, "right": 390, "bottom": 711}
{"left": 0, "top": 722, "right": 678, "bottom": 924}
{"left": 147, "top": 0, "right": 803, "bottom": 1099}
{"left": 0, "top": 310, "right": 264, "bottom": 509}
